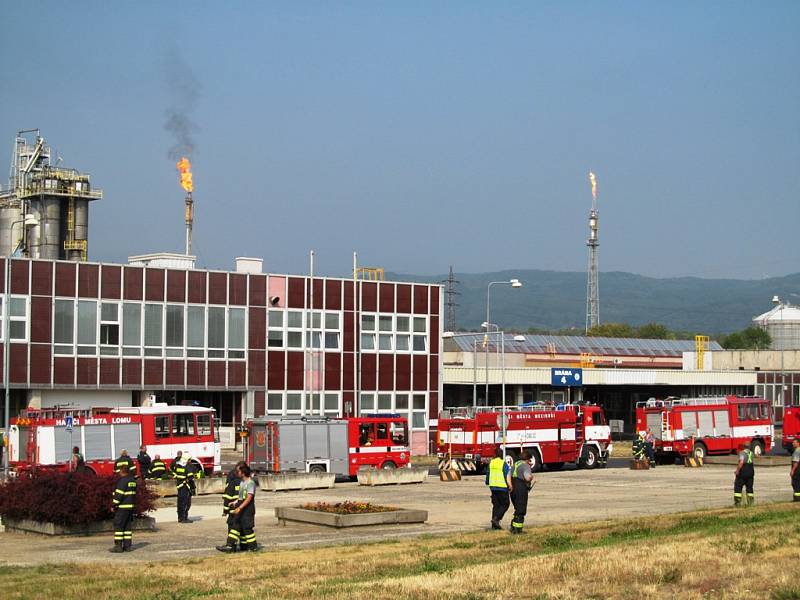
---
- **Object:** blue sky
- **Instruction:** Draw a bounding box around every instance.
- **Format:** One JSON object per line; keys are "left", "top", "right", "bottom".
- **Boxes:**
{"left": 1, "top": 2, "right": 798, "bottom": 279}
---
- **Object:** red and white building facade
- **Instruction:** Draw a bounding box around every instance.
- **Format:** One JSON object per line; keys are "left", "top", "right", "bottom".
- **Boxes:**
{"left": 0, "top": 257, "right": 443, "bottom": 455}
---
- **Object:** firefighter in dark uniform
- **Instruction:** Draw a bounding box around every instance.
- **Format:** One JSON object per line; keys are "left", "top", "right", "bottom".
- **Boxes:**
{"left": 225, "top": 462, "right": 258, "bottom": 552}
{"left": 114, "top": 449, "right": 135, "bottom": 476}
{"left": 485, "top": 448, "right": 510, "bottom": 530}
{"left": 111, "top": 464, "right": 137, "bottom": 553}
{"left": 632, "top": 433, "right": 647, "bottom": 462}
{"left": 734, "top": 442, "right": 755, "bottom": 507}
{"left": 216, "top": 463, "right": 244, "bottom": 552}
{"left": 148, "top": 455, "right": 167, "bottom": 479}
{"left": 790, "top": 438, "right": 800, "bottom": 502}
{"left": 508, "top": 450, "right": 534, "bottom": 534}
{"left": 173, "top": 453, "right": 195, "bottom": 523}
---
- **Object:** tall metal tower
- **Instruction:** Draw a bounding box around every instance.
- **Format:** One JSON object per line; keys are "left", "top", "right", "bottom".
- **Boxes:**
{"left": 585, "top": 172, "right": 599, "bottom": 333}
{"left": 443, "top": 265, "right": 459, "bottom": 332}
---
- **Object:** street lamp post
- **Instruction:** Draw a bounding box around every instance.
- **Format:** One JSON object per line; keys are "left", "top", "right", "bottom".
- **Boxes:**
{"left": 484, "top": 279, "right": 522, "bottom": 407}
{"left": 772, "top": 296, "right": 786, "bottom": 408}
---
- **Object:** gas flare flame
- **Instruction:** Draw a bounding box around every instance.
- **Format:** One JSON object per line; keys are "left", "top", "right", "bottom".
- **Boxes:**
{"left": 588, "top": 171, "right": 597, "bottom": 201}
{"left": 176, "top": 157, "right": 193, "bottom": 193}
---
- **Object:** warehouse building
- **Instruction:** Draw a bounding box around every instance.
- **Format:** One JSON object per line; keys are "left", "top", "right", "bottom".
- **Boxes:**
{"left": 443, "top": 334, "right": 754, "bottom": 433}
{"left": 0, "top": 257, "right": 443, "bottom": 454}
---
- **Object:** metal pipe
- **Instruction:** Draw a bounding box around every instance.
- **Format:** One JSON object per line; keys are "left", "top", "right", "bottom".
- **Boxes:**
{"left": 3, "top": 256, "right": 9, "bottom": 478}
{"left": 472, "top": 339, "right": 477, "bottom": 410}
{"left": 501, "top": 330, "right": 506, "bottom": 457}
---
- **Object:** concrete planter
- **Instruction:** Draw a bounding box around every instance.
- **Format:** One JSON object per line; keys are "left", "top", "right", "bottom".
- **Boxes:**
{"left": 2, "top": 515, "right": 156, "bottom": 536}
{"left": 357, "top": 467, "right": 429, "bottom": 486}
{"left": 274, "top": 506, "right": 427, "bottom": 528}
{"left": 258, "top": 472, "right": 336, "bottom": 492}
{"left": 148, "top": 477, "right": 226, "bottom": 497}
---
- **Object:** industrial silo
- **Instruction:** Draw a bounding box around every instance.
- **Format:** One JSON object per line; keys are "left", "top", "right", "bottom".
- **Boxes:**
{"left": 753, "top": 303, "right": 800, "bottom": 351}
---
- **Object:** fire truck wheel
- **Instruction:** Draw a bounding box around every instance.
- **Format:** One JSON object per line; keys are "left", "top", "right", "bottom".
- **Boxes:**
{"left": 309, "top": 464, "right": 327, "bottom": 474}
{"left": 381, "top": 461, "right": 397, "bottom": 470}
{"left": 527, "top": 449, "right": 543, "bottom": 473}
{"left": 692, "top": 443, "right": 707, "bottom": 461}
{"left": 751, "top": 440, "right": 764, "bottom": 456}
{"left": 581, "top": 446, "right": 599, "bottom": 469}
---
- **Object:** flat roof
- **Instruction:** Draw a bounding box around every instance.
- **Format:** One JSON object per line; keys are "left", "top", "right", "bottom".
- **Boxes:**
{"left": 112, "top": 405, "right": 215, "bottom": 415}
{"left": 448, "top": 333, "right": 722, "bottom": 358}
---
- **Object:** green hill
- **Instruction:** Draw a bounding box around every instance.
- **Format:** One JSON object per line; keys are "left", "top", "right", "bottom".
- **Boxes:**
{"left": 387, "top": 269, "right": 800, "bottom": 335}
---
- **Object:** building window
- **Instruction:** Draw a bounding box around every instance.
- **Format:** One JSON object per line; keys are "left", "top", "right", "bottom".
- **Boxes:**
{"left": 7, "top": 297, "right": 28, "bottom": 341}
{"left": 122, "top": 303, "right": 142, "bottom": 357}
{"left": 286, "top": 392, "right": 302, "bottom": 412}
{"left": 228, "top": 307, "right": 246, "bottom": 359}
{"left": 208, "top": 306, "right": 225, "bottom": 359}
{"left": 267, "top": 393, "right": 283, "bottom": 414}
{"left": 268, "top": 310, "right": 284, "bottom": 348}
{"left": 100, "top": 302, "right": 120, "bottom": 356}
{"left": 361, "top": 314, "right": 376, "bottom": 351}
{"left": 412, "top": 393, "right": 427, "bottom": 429}
{"left": 54, "top": 299, "right": 75, "bottom": 355}
{"left": 378, "top": 334, "right": 393, "bottom": 351}
{"left": 187, "top": 306, "right": 205, "bottom": 358}
{"left": 324, "top": 393, "right": 340, "bottom": 416}
{"left": 287, "top": 310, "right": 303, "bottom": 349}
{"left": 165, "top": 305, "right": 184, "bottom": 358}
{"left": 77, "top": 300, "right": 97, "bottom": 355}
{"left": 144, "top": 304, "right": 163, "bottom": 357}
{"left": 377, "top": 393, "right": 392, "bottom": 412}
{"left": 360, "top": 393, "right": 375, "bottom": 412}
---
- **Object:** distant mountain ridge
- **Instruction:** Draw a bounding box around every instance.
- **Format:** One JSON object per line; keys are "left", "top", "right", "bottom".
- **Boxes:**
{"left": 386, "top": 269, "right": 800, "bottom": 335}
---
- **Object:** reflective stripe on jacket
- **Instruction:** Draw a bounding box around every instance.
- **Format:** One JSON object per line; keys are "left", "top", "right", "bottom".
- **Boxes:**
{"left": 113, "top": 476, "right": 137, "bottom": 510}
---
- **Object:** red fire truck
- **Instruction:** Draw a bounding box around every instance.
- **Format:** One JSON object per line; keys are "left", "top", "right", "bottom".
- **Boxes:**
{"left": 8, "top": 404, "right": 221, "bottom": 476}
{"left": 782, "top": 406, "right": 800, "bottom": 453}
{"left": 243, "top": 415, "right": 410, "bottom": 476}
{"left": 436, "top": 403, "right": 612, "bottom": 473}
{"left": 635, "top": 396, "right": 773, "bottom": 461}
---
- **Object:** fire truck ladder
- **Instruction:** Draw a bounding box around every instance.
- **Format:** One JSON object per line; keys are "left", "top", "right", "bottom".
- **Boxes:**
{"left": 660, "top": 410, "right": 669, "bottom": 438}
{"left": 575, "top": 408, "right": 584, "bottom": 444}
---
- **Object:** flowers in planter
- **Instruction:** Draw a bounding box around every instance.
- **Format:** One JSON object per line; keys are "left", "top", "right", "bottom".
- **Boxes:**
{"left": 299, "top": 501, "right": 396, "bottom": 514}
{"left": 0, "top": 472, "right": 157, "bottom": 526}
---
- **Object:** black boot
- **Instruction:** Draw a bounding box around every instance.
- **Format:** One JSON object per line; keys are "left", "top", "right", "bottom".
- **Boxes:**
{"left": 490, "top": 520, "right": 502, "bottom": 530}
{"left": 110, "top": 542, "right": 124, "bottom": 553}
{"left": 216, "top": 544, "right": 235, "bottom": 553}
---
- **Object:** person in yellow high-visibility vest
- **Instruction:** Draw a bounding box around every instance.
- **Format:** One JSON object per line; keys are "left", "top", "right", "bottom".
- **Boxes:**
{"left": 485, "top": 448, "right": 511, "bottom": 530}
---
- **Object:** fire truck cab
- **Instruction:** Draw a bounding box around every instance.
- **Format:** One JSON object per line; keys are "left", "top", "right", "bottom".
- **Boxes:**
{"left": 436, "top": 403, "right": 612, "bottom": 473}
{"left": 9, "top": 404, "right": 221, "bottom": 476}
{"left": 635, "top": 396, "right": 773, "bottom": 461}
{"left": 782, "top": 406, "right": 800, "bottom": 453}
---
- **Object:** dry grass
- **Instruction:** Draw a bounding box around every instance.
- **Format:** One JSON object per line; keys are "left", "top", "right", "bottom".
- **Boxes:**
{"left": 2, "top": 503, "right": 800, "bottom": 599}
{"left": 612, "top": 440, "right": 633, "bottom": 458}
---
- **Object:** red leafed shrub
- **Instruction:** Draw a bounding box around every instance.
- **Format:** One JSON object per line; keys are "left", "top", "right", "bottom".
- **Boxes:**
{"left": 0, "top": 472, "right": 158, "bottom": 526}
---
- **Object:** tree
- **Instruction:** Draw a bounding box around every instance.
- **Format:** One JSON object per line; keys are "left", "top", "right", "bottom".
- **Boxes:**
{"left": 586, "top": 323, "right": 635, "bottom": 338}
{"left": 721, "top": 326, "right": 771, "bottom": 350}
{"left": 635, "top": 323, "right": 674, "bottom": 340}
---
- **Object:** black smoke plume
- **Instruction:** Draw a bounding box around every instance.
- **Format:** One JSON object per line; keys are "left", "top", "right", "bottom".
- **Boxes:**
{"left": 163, "top": 47, "right": 201, "bottom": 160}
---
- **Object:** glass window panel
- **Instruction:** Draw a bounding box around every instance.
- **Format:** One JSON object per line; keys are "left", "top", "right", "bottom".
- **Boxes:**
{"left": 9, "top": 298, "right": 25, "bottom": 318}
{"left": 395, "top": 394, "right": 409, "bottom": 410}
{"left": 306, "top": 331, "right": 322, "bottom": 349}
{"left": 77, "top": 300, "right": 97, "bottom": 345}
{"left": 307, "top": 312, "right": 321, "bottom": 329}
{"left": 287, "top": 331, "right": 302, "bottom": 348}
{"left": 144, "top": 304, "right": 163, "bottom": 347}
{"left": 208, "top": 349, "right": 225, "bottom": 359}
{"left": 187, "top": 306, "right": 205, "bottom": 348}
{"left": 101, "top": 303, "right": 118, "bottom": 322}
{"left": 412, "top": 412, "right": 426, "bottom": 429}
{"left": 325, "top": 313, "right": 339, "bottom": 330}
{"left": 379, "top": 315, "right": 393, "bottom": 332}
{"left": 413, "top": 317, "right": 426, "bottom": 333}
{"left": 9, "top": 321, "right": 25, "bottom": 340}
{"left": 172, "top": 413, "right": 195, "bottom": 437}
{"left": 324, "top": 393, "right": 338, "bottom": 410}
{"left": 378, "top": 334, "right": 393, "bottom": 351}
{"left": 396, "top": 316, "right": 410, "bottom": 332}
{"left": 413, "top": 335, "right": 427, "bottom": 352}
{"left": 165, "top": 305, "right": 184, "bottom": 348}
{"left": 396, "top": 335, "right": 410, "bottom": 351}
{"left": 360, "top": 393, "right": 375, "bottom": 411}
{"left": 360, "top": 334, "right": 375, "bottom": 351}
{"left": 268, "top": 330, "right": 283, "bottom": 348}
{"left": 287, "top": 311, "right": 303, "bottom": 328}
{"left": 413, "top": 394, "right": 426, "bottom": 410}
{"left": 187, "top": 349, "right": 204, "bottom": 358}
{"left": 228, "top": 308, "right": 245, "bottom": 349}
{"left": 268, "top": 310, "right": 283, "bottom": 328}
{"left": 361, "top": 315, "right": 375, "bottom": 331}
{"left": 324, "top": 332, "right": 339, "bottom": 349}
{"left": 54, "top": 299, "right": 74, "bottom": 345}
{"left": 155, "top": 416, "right": 170, "bottom": 438}
{"left": 100, "top": 324, "right": 119, "bottom": 346}
{"left": 122, "top": 303, "right": 141, "bottom": 347}
{"left": 286, "top": 393, "right": 302, "bottom": 411}
{"left": 311, "top": 394, "right": 321, "bottom": 412}
{"left": 378, "top": 394, "right": 392, "bottom": 410}
{"left": 267, "top": 393, "right": 283, "bottom": 411}
{"left": 54, "top": 345, "right": 73, "bottom": 355}
{"left": 208, "top": 307, "right": 225, "bottom": 349}
{"left": 197, "top": 414, "right": 212, "bottom": 436}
